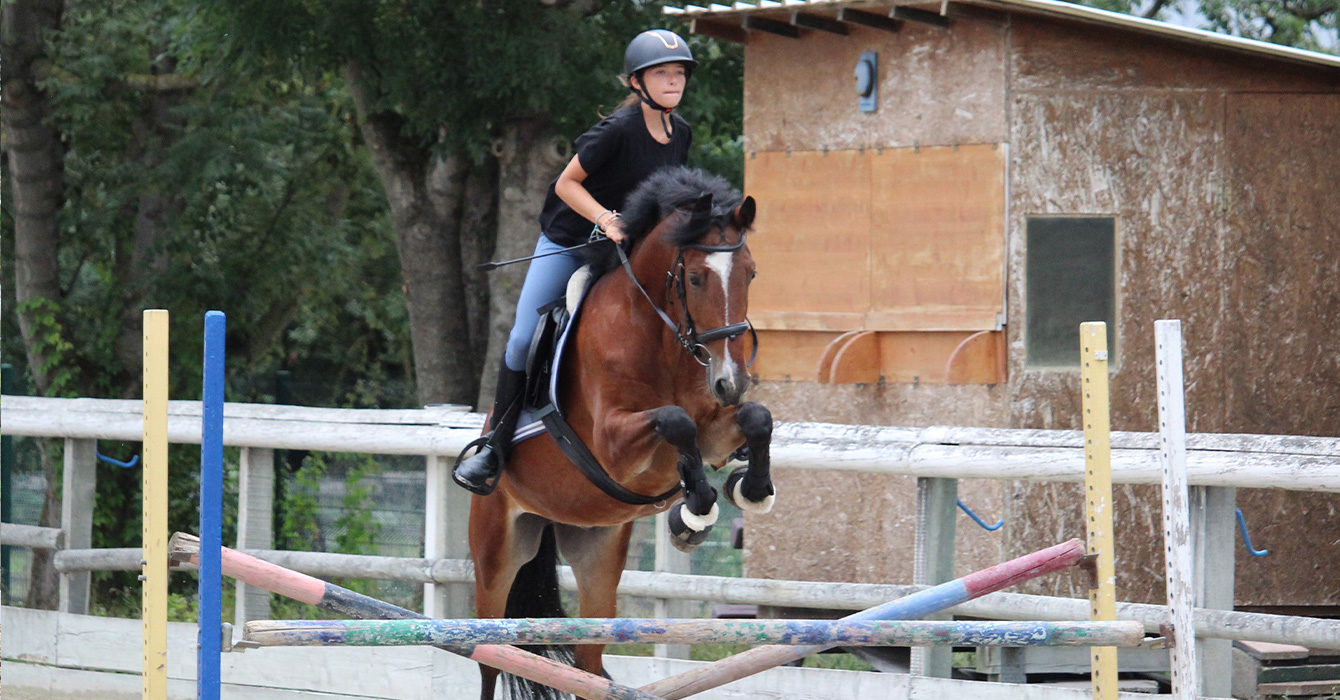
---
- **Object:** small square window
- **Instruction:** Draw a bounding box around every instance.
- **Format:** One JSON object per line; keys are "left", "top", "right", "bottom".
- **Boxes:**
{"left": 1026, "top": 216, "right": 1116, "bottom": 367}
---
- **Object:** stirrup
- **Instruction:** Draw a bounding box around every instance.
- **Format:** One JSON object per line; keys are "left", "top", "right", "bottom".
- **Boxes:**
{"left": 453, "top": 434, "right": 502, "bottom": 495}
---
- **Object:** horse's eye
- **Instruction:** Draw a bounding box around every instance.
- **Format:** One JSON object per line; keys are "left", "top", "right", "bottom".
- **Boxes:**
{"left": 749, "top": 269, "right": 758, "bottom": 282}
{"left": 688, "top": 273, "right": 704, "bottom": 287}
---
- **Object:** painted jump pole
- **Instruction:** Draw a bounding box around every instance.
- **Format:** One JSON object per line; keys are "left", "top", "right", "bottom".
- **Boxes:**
{"left": 198, "top": 311, "right": 225, "bottom": 700}
{"left": 1156, "top": 319, "right": 1201, "bottom": 698}
{"left": 1080, "top": 321, "right": 1118, "bottom": 700}
{"left": 142, "top": 309, "right": 170, "bottom": 700}
{"left": 168, "top": 533, "right": 660, "bottom": 700}
{"left": 243, "top": 617, "right": 1146, "bottom": 649}
{"left": 640, "top": 537, "right": 1088, "bottom": 700}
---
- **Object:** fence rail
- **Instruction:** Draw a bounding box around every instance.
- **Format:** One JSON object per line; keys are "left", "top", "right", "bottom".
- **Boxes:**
{"left": 5, "top": 395, "right": 1339, "bottom": 491}
{"left": 5, "top": 395, "right": 1340, "bottom": 668}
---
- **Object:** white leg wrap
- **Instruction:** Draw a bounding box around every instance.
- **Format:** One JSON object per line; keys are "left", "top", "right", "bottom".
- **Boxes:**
{"left": 679, "top": 502, "right": 719, "bottom": 532}
{"left": 733, "top": 479, "right": 776, "bottom": 514}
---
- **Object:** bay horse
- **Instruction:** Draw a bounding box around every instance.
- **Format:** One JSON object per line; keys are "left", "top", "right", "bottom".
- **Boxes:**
{"left": 468, "top": 167, "right": 776, "bottom": 699}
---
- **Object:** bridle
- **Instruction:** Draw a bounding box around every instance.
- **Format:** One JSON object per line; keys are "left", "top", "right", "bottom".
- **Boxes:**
{"left": 616, "top": 235, "right": 759, "bottom": 368}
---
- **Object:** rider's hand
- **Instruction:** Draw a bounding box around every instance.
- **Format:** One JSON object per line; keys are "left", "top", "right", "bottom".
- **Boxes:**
{"left": 603, "top": 218, "right": 627, "bottom": 244}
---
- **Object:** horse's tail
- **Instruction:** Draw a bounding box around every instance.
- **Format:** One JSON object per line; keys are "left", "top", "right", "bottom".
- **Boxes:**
{"left": 500, "top": 524, "right": 575, "bottom": 700}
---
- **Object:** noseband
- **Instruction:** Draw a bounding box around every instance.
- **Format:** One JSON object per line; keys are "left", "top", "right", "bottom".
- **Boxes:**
{"left": 616, "top": 236, "right": 759, "bottom": 368}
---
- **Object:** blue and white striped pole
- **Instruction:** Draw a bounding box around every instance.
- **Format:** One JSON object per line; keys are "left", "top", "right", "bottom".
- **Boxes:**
{"left": 198, "top": 311, "right": 225, "bottom": 699}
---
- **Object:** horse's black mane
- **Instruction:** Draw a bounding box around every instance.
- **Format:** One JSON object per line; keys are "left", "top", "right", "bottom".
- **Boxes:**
{"left": 584, "top": 167, "right": 746, "bottom": 278}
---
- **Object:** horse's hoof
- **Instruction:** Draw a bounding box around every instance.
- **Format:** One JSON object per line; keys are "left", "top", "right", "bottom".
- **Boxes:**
{"left": 723, "top": 466, "right": 776, "bottom": 514}
{"left": 668, "top": 501, "right": 717, "bottom": 553}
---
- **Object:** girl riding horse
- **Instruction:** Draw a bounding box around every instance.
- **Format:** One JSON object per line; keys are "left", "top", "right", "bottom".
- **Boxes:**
{"left": 455, "top": 29, "right": 699, "bottom": 495}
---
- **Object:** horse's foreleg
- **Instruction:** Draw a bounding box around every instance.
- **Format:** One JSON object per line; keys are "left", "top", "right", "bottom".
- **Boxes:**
{"left": 725, "top": 402, "right": 775, "bottom": 513}
{"left": 653, "top": 406, "right": 719, "bottom": 550}
{"left": 468, "top": 495, "right": 546, "bottom": 700}
{"left": 554, "top": 522, "right": 635, "bottom": 678}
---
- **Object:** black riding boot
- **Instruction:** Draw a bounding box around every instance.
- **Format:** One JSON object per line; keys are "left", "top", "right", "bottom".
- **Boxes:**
{"left": 453, "top": 365, "right": 526, "bottom": 495}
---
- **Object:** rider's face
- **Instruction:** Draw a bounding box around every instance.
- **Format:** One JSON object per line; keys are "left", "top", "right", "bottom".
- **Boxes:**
{"left": 635, "top": 63, "right": 688, "bottom": 109}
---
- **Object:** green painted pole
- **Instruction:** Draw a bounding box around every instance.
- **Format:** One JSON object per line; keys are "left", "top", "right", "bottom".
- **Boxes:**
{"left": 243, "top": 618, "right": 1146, "bottom": 649}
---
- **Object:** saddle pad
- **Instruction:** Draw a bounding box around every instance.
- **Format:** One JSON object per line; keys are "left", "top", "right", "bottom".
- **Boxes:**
{"left": 511, "top": 267, "right": 593, "bottom": 445}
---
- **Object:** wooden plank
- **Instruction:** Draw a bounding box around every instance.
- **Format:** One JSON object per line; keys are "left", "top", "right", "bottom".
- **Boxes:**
{"left": 910, "top": 477, "right": 957, "bottom": 677}
{"left": 1259, "top": 663, "right": 1340, "bottom": 683}
{"left": 1080, "top": 322, "right": 1118, "bottom": 700}
{"left": 945, "top": 330, "right": 1007, "bottom": 385}
{"left": 243, "top": 618, "right": 1147, "bottom": 649}
{"left": 236, "top": 447, "right": 275, "bottom": 627}
{"left": 826, "top": 331, "right": 879, "bottom": 384}
{"left": 59, "top": 439, "right": 95, "bottom": 614}
{"left": 142, "top": 309, "right": 170, "bottom": 700}
{"left": 1155, "top": 319, "right": 1201, "bottom": 698}
{"left": 1234, "top": 639, "right": 1311, "bottom": 660}
{"left": 689, "top": 17, "right": 746, "bottom": 43}
{"left": 867, "top": 145, "right": 1005, "bottom": 330}
{"left": 745, "top": 150, "right": 871, "bottom": 319}
{"left": 752, "top": 329, "right": 842, "bottom": 381}
{"left": 1256, "top": 679, "right": 1340, "bottom": 695}
{"left": 1192, "top": 485, "right": 1236, "bottom": 698}
{"left": 817, "top": 331, "right": 864, "bottom": 382}
{"left": 3, "top": 523, "right": 65, "bottom": 549}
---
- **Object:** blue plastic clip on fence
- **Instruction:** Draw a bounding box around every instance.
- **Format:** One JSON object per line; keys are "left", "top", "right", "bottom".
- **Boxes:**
{"left": 957, "top": 499, "right": 1004, "bottom": 531}
{"left": 96, "top": 447, "right": 140, "bottom": 469}
{"left": 1235, "top": 508, "right": 1269, "bottom": 557}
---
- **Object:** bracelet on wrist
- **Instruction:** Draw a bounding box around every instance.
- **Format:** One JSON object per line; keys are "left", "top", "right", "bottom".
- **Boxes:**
{"left": 596, "top": 209, "right": 619, "bottom": 231}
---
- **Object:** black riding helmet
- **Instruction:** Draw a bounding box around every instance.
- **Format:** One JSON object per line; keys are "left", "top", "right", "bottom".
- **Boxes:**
{"left": 624, "top": 29, "right": 696, "bottom": 124}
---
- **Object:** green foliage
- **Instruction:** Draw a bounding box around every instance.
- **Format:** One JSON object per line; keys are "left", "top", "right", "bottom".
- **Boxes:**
{"left": 1200, "top": 0, "right": 1339, "bottom": 51}
{"left": 334, "top": 455, "right": 382, "bottom": 555}
{"left": 14, "top": 298, "right": 79, "bottom": 398}
{"left": 1077, "top": 0, "right": 1340, "bottom": 53}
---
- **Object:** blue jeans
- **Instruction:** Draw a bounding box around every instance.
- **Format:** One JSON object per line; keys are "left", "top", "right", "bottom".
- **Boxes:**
{"left": 504, "top": 234, "right": 586, "bottom": 372}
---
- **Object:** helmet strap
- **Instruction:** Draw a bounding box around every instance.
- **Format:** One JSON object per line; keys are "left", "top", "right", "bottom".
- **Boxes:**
{"left": 632, "top": 69, "right": 675, "bottom": 138}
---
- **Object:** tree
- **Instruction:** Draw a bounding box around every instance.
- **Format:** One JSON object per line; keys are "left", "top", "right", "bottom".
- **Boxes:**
{"left": 2, "top": 0, "right": 406, "bottom": 608}
{"left": 201, "top": 1, "right": 745, "bottom": 408}
{"left": 1081, "top": 0, "right": 1340, "bottom": 51}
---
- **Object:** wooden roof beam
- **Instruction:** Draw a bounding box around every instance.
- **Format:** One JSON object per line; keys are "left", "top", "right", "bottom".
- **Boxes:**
{"left": 891, "top": 5, "right": 951, "bottom": 28}
{"left": 689, "top": 17, "right": 748, "bottom": 43}
{"left": 836, "top": 7, "right": 902, "bottom": 33}
{"left": 743, "top": 14, "right": 801, "bottom": 38}
{"left": 791, "top": 11, "right": 849, "bottom": 34}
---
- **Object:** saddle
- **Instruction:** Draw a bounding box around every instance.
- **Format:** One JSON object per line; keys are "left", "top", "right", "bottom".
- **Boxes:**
{"left": 512, "top": 267, "right": 680, "bottom": 505}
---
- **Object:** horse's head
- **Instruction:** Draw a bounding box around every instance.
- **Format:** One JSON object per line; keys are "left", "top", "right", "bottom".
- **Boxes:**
{"left": 608, "top": 168, "right": 759, "bottom": 407}
{"left": 672, "top": 193, "right": 757, "bottom": 406}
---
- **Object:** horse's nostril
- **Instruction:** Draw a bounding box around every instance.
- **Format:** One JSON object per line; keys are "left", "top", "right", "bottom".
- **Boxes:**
{"left": 715, "top": 378, "right": 730, "bottom": 396}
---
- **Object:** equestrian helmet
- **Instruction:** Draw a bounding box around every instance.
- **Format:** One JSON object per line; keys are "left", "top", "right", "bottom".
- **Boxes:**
{"left": 624, "top": 29, "right": 696, "bottom": 78}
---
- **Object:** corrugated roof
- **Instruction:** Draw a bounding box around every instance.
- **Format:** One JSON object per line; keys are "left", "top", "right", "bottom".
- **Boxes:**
{"left": 666, "top": 0, "right": 1340, "bottom": 72}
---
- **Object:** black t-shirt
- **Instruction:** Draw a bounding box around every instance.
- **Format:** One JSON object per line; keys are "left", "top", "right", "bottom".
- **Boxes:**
{"left": 538, "top": 104, "right": 692, "bottom": 246}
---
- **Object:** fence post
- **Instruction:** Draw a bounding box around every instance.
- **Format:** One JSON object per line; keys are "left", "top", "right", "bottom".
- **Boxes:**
{"left": 654, "top": 511, "right": 692, "bottom": 659}
{"left": 1192, "top": 484, "right": 1236, "bottom": 697}
{"left": 59, "top": 438, "right": 96, "bottom": 613}
{"left": 910, "top": 476, "right": 957, "bottom": 677}
{"left": 423, "top": 452, "right": 472, "bottom": 618}
{"left": 1, "top": 363, "right": 14, "bottom": 602}
{"left": 236, "top": 446, "right": 275, "bottom": 627}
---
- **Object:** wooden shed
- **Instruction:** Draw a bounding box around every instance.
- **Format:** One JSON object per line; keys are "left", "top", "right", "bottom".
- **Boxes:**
{"left": 670, "top": 0, "right": 1340, "bottom": 611}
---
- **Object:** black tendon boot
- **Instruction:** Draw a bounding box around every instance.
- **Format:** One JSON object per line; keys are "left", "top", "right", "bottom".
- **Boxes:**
{"left": 453, "top": 366, "right": 527, "bottom": 495}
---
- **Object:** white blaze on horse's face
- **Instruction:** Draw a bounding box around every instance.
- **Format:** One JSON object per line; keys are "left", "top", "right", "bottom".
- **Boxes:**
{"left": 687, "top": 242, "right": 753, "bottom": 407}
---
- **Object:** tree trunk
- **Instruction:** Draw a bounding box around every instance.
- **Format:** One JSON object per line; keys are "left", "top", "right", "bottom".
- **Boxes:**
{"left": 476, "top": 119, "right": 570, "bottom": 408}
{"left": 458, "top": 157, "right": 499, "bottom": 399}
{"left": 3, "top": 0, "right": 66, "bottom": 395}
{"left": 346, "top": 62, "right": 476, "bottom": 406}
{"left": 4, "top": 0, "right": 65, "bottom": 611}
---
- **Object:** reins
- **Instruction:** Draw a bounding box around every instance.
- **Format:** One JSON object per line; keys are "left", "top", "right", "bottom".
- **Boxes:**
{"left": 616, "top": 236, "right": 758, "bottom": 368}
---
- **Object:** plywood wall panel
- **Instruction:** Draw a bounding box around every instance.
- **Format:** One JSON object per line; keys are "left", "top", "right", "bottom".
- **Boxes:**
{"left": 746, "top": 150, "right": 871, "bottom": 319}
{"left": 869, "top": 144, "right": 1005, "bottom": 324}
{"left": 743, "top": 16, "right": 1008, "bottom": 154}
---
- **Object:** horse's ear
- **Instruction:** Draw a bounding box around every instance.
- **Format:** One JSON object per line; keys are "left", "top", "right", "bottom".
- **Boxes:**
{"left": 688, "top": 192, "right": 714, "bottom": 218}
{"left": 734, "top": 197, "right": 756, "bottom": 230}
